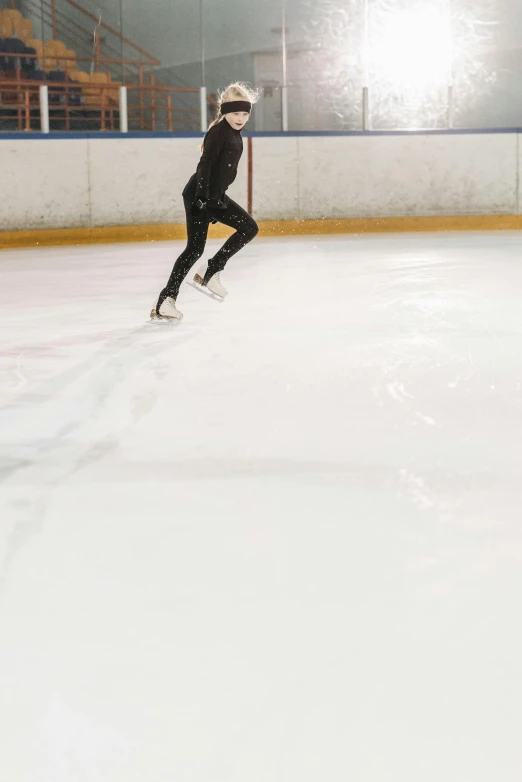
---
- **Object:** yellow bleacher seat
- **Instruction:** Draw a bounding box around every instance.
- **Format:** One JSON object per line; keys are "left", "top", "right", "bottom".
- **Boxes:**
{"left": 2, "top": 9, "right": 23, "bottom": 22}
{"left": 0, "top": 14, "right": 15, "bottom": 38}
{"left": 42, "top": 40, "right": 61, "bottom": 70}
{"left": 61, "top": 48, "right": 77, "bottom": 72}
{"left": 51, "top": 40, "right": 67, "bottom": 56}
{"left": 1, "top": 9, "right": 22, "bottom": 32}
{"left": 69, "top": 70, "right": 90, "bottom": 83}
{"left": 85, "top": 84, "right": 104, "bottom": 106}
{"left": 13, "top": 17, "right": 32, "bottom": 43}
{"left": 91, "top": 73, "right": 120, "bottom": 108}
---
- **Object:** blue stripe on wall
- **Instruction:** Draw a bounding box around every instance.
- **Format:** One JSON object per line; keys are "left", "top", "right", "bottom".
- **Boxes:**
{"left": 0, "top": 128, "right": 522, "bottom": 141}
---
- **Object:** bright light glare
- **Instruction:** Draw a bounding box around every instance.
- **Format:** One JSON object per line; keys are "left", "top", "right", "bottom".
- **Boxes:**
{"left": 369, "top": 8, "right": 452, "bottom": 89}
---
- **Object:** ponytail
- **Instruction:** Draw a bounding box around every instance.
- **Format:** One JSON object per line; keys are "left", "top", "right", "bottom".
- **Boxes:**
{"left": 200, "top": 112, "right": 224, "bottom": 152}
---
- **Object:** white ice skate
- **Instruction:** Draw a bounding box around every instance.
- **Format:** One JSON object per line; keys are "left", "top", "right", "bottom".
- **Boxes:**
{"left": 149, "top": 296, "right": 183, "bottom": 322}
{"left": 188, "top": 261, "right": 227, "bottom": 303}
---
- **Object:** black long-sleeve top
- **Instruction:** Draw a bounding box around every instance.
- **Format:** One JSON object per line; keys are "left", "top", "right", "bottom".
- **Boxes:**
{"left": 182, "top": 119, "right": 243, "bottom": 204}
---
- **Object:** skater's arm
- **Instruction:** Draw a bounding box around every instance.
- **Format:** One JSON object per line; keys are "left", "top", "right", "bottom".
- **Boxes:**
{"left": 195, "top": 124, "right": 225, "bottom": 200}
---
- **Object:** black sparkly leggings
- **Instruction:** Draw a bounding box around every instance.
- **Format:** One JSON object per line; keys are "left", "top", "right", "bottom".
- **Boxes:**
{"left": 157, "top": 197, "right": 258, "bottom": 307}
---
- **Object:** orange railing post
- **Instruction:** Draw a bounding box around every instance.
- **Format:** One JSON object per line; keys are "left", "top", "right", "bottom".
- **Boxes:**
{"left": 65, "top": 87, "right": 70, "bottom": 131}
{"left": 139, "top": 65, "right": 144, "bottom": 130}
{"left": 138, "top": 65, "right": 144, "bottom": 130}
{"left": 167, "top": 95, "right": 173, "bottom": 132}
{"left": 0, "top": 66, "right": 202, "bottom": 136}
{"left": 25, "top": 88, "right": 31, "bottom": 131}
{"left": 15, "top": 63, "right": 21, "bottom": 131}
{"left": 51, "top": 0, "right": 57, "bottom": 40}
{"left": 150, "top": 74, "right": 156, "bottom": 131}
{"left": 95, "top": 31, "right": 100, "bottom": 72}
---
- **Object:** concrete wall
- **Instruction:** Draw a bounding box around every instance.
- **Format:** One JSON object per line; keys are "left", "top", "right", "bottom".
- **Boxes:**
{"left": 0, "top": 132, "right": 520, "bottom": 231}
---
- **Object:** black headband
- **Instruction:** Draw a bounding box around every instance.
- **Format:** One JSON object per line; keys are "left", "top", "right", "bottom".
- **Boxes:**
{"left": 221, "top": 100, "right": 252, "bottom": 115}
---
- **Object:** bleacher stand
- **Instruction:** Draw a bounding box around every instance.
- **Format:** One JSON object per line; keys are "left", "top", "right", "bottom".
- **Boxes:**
{"left": 0, "top": 36, "right": 25, "bottom": 70}
{"left": 0, "top": 8, "right": 131, "bottom": 131}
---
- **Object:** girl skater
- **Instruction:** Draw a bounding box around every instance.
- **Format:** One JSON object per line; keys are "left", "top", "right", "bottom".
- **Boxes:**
{"left": 151, "top": 82, "right": 260, "bottom": 321}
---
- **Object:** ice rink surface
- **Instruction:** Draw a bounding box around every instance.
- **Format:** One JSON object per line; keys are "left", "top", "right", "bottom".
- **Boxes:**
{"left": 1, "top": 231, "right": 522, "bottom": 781}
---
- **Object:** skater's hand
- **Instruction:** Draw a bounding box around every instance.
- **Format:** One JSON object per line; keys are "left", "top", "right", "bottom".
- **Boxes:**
{"left": 192, "top": 189, "right": 208, "bottom": 212}
{"left": 191, "top": 197, "right": 208, "bottom": 218}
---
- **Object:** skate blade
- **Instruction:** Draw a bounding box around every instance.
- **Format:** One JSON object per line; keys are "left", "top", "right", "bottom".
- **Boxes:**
{"left": 187, "top": 278, "right": 225, "bottom": 303}
{"left": 148, "top": 309, "right": 183, "bottom": 324}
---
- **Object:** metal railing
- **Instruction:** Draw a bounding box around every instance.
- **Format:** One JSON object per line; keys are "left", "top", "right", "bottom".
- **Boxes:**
{"left": 0, "top": 50, "right": 211, "bottom": 132}
{"left": 0, "top": 79, "right": 118, "bottom": 131}
{"left": 0, "top": 77, "right": 204, "bottom": 133}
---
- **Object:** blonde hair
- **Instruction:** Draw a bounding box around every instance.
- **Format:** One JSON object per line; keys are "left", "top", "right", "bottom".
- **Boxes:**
{"left": 201, "top": 82, "right": 260, "bottom": 151}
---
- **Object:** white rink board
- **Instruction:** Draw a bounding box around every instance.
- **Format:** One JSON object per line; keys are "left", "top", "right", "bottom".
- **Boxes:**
{"left": 0, "top": 132, "right": 521, "bottom": 230}
{"left": 253, "top": 136, "right": 299, "bottom": 220}
{"left": 0, "top": 139, "right": 90, "bottom": 230}
{"left": 88, "top": 137, "right": 197, "bottom": 226}
{"left": 298, "top": 133, "right": 518, "bottom": 219}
